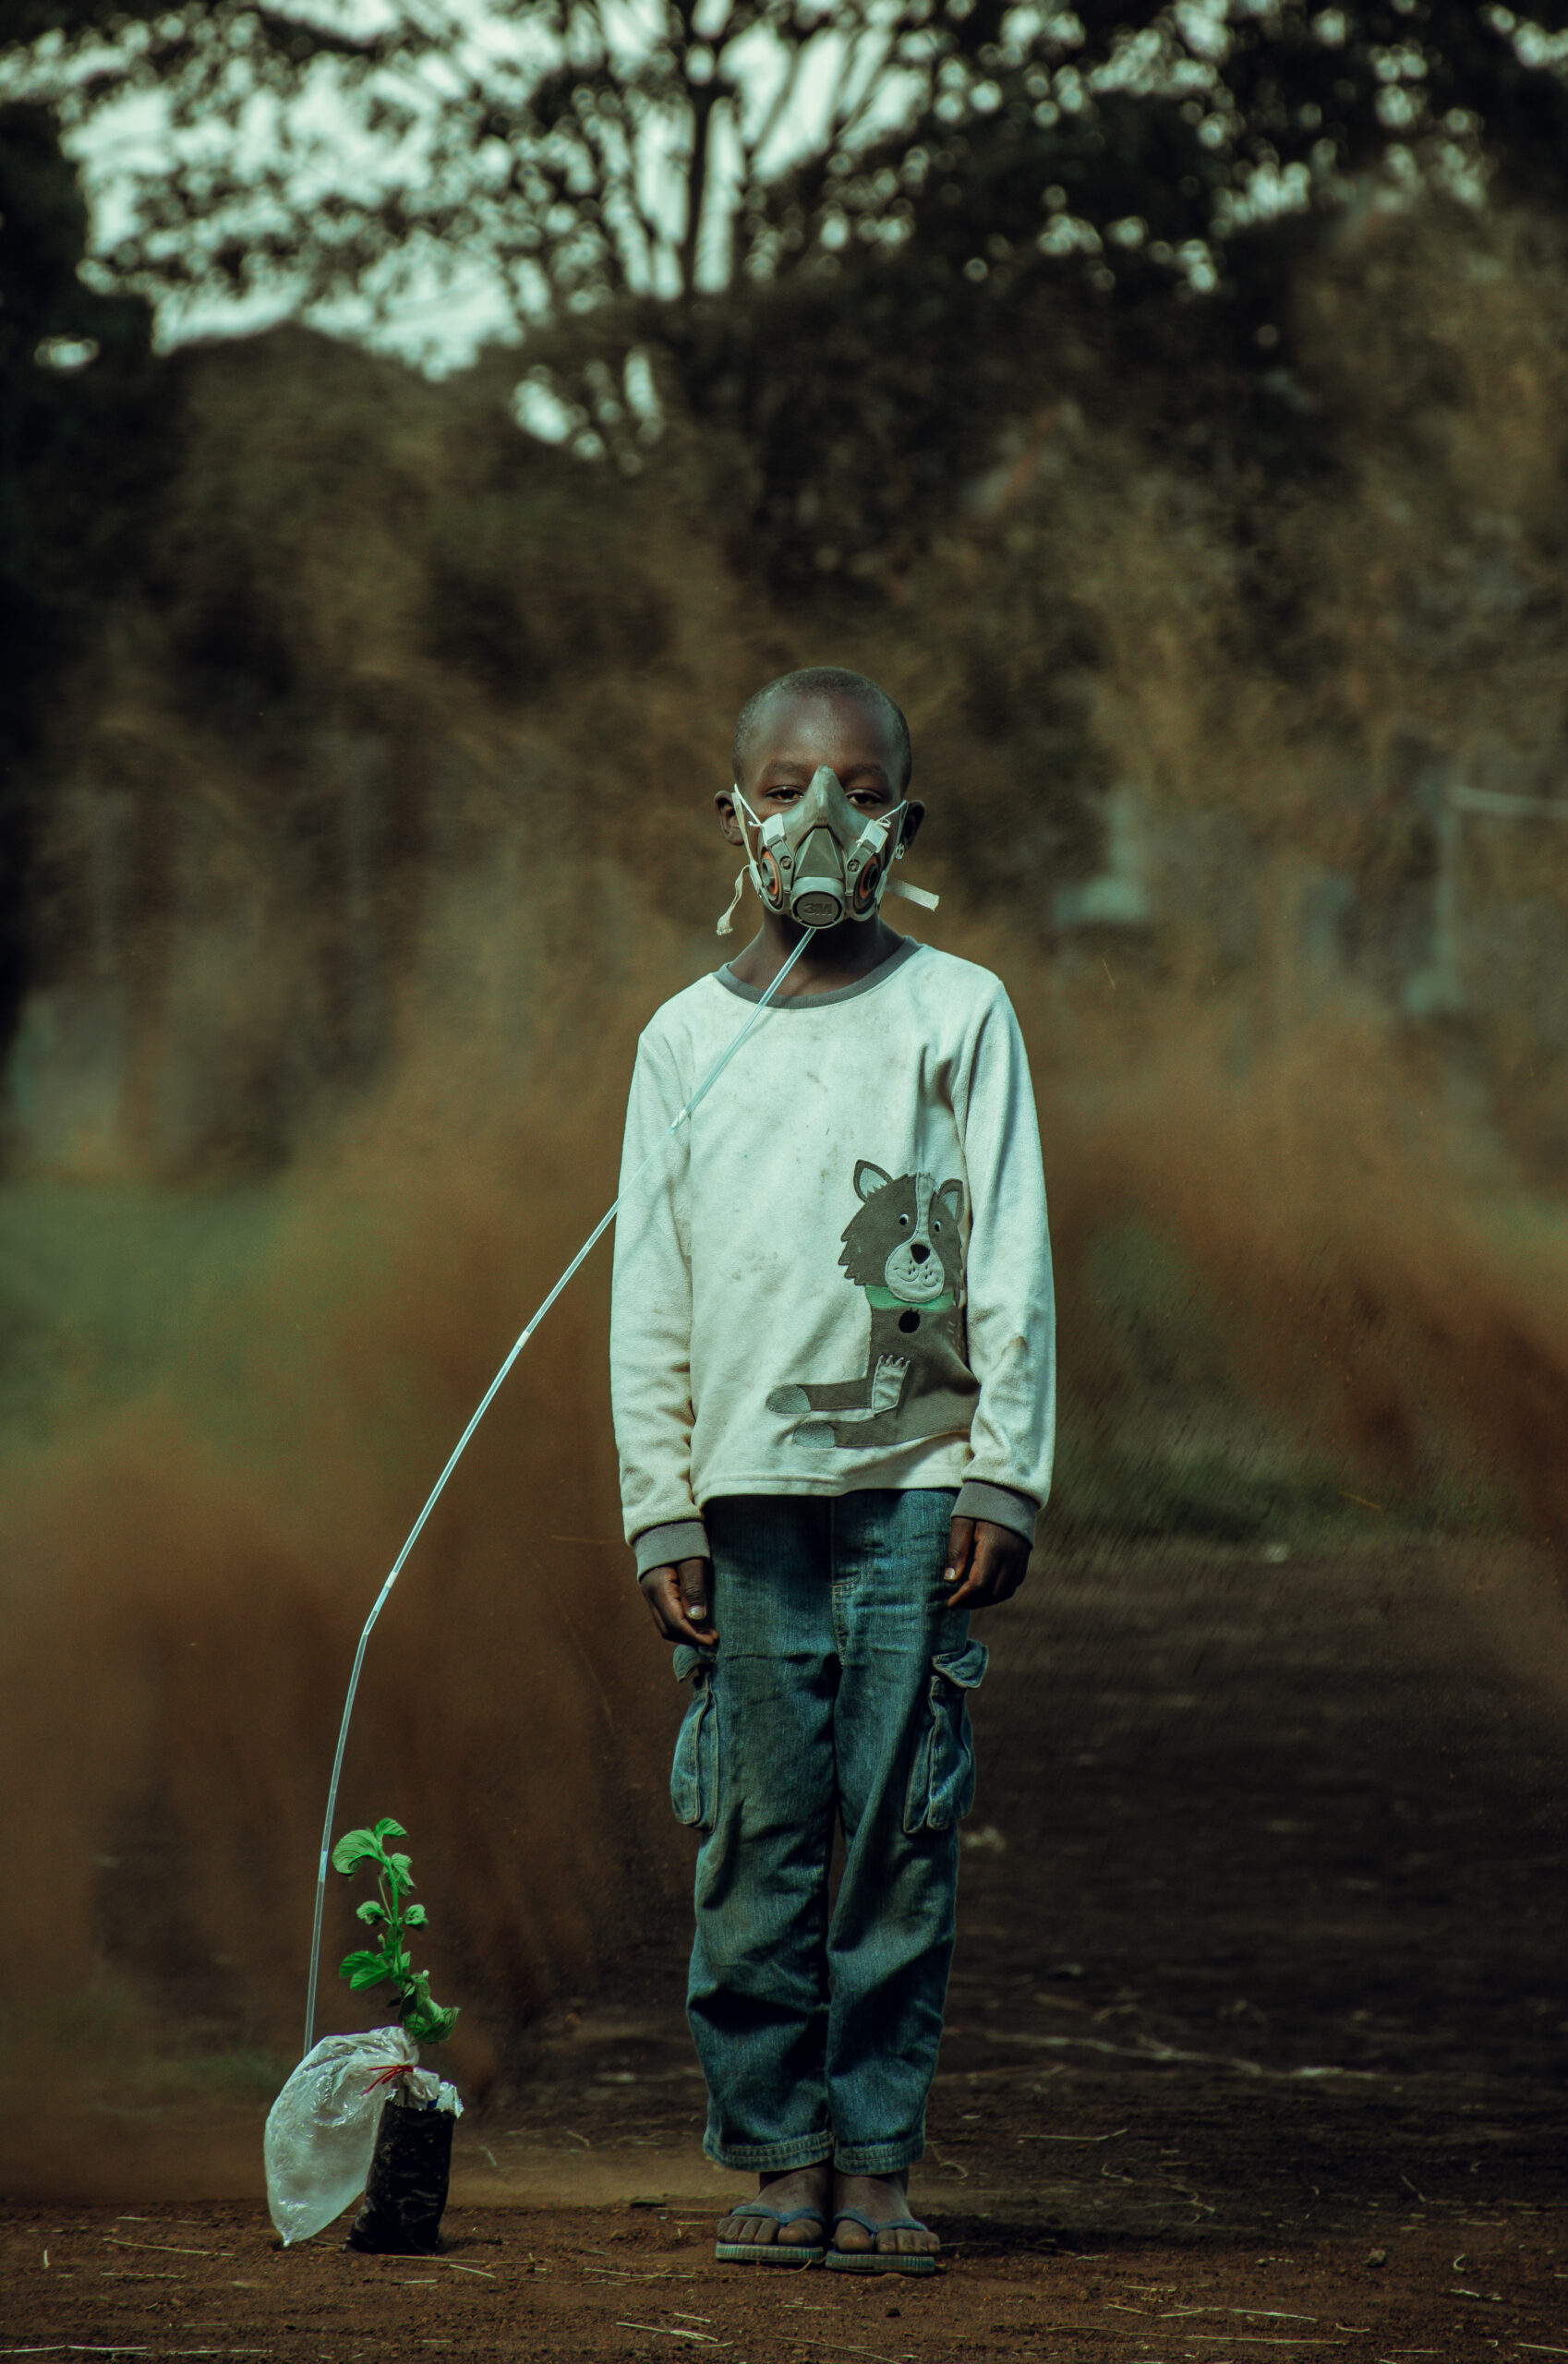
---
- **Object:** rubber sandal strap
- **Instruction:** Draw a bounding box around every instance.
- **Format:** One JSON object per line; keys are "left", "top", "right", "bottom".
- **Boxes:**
{"left": 727, "top": 2202, "right": 828, "bottom": 2231}
{"left": 831, "top": 2209, "right": 930, "bottom": 2237}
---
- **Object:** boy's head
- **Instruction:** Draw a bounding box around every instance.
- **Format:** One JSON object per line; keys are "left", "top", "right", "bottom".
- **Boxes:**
{"left": 730, "top": 667, "right": 912, "bottom": 798}
{"left": 718, "top": 669, "right": 923, "bottom": 925}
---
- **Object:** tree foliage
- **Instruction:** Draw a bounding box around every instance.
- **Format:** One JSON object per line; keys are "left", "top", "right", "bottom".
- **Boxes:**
{"left": 0, "top": 98, "right": 164, "bottom": 1055}
{"left": 6, "top": 1, "right": 1568, "bottom": 347}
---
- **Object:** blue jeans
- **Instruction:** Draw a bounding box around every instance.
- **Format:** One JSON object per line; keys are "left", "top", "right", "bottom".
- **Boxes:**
{"left": 669, "top": 1490, "right": 986, "bottom": 2175}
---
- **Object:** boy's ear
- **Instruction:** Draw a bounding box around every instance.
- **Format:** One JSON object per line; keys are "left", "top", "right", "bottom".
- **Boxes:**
{"left": 938, "top": 1178, "right": 964, "bottom": 1225}
{"left": 898, "top": 799, "right": 925, "bottom": 853}
{"left": 854, "top": 1160, "right": 893, "bottom": 1203}
{"left": 715, "top": 787, "right": 744, "bottom": 847}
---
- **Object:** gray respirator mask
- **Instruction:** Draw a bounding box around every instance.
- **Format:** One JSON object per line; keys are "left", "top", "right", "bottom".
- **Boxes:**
{"left": 718, "top": 766, "right": 939, "bottom": 936}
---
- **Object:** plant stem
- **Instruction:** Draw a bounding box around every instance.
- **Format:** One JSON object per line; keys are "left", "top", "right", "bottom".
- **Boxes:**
{"left": 377, "top": 1853, "right": 407, "bottom": 2019}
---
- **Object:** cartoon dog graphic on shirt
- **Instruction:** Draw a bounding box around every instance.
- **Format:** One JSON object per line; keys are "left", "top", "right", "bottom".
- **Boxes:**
{"left": 766, "top": 1160, "right": 980, "bottom": 1451}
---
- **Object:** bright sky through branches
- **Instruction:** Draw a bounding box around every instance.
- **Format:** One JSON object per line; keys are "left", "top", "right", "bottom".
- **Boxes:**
{"left": 30, "top": 0, "right": 932, "bottom": 374}
{"left": 12, "top": 0, "right": 1557, "bottom": 403}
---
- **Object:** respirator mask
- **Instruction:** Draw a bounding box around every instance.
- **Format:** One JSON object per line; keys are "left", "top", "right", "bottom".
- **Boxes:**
{"left": 718, "top": 765, "right": 939, "bottom": 936}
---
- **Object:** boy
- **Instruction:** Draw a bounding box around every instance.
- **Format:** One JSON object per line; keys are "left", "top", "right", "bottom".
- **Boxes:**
{"left": 610, "top": 667, "right": 1055, "bottom": 2272}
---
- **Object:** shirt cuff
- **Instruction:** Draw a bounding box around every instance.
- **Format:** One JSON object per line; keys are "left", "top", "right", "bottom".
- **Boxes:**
{"left": 633, "top": 1517, "right": 711, "bottom": 1579}
{"left": 954, "top": 1479, "right": 1040, "bottom": 1546}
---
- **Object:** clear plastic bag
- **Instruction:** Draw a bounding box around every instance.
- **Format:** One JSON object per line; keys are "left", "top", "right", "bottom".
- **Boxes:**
{"left": 264, "top": 2026, "right": 461, "bottom": 2245}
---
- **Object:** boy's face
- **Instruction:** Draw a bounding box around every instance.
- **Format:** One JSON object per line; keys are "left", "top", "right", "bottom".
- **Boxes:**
{"left": 717, "top": 688, "right": 923, "bottom": 860}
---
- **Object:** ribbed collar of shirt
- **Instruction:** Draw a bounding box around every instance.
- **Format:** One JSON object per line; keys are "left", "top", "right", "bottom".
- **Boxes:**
{"left": 715, "top": 934, "right": 923, "bottom": 1008}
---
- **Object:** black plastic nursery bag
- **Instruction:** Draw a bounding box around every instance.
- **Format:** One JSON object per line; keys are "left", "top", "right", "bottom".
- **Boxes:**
{"left": 344, "top": 2089, "right": 453, "bottom": 2254}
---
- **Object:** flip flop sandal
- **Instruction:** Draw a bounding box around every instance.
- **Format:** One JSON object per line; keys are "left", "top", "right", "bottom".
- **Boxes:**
{"left": 714, "top": 2201, "right": 828, "bottom": 2265}
{"left": 825, "top": 2207, "right": 939, "bottom": 2274}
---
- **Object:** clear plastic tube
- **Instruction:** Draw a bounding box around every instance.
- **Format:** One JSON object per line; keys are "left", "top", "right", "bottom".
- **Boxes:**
{"left": 301, "top": 928, "right": 816, "bottom": 2058}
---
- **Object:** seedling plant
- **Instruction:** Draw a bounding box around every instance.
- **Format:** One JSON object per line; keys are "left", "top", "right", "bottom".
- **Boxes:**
{"left": 332, "top": 1817, "right": 458, "bottom": 2045}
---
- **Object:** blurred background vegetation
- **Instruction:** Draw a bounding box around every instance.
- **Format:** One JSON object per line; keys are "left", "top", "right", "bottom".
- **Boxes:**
{"left": 6, "top": 0, "right": 1568, "bottom": 2078}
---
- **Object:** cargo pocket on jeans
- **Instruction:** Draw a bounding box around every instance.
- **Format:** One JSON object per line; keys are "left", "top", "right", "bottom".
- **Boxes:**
{"left": 902, "top": 1639, "right": 989, "bottom": 1834}
{"left": 669, "top": 1644, "right": 718, "bottom": 1831}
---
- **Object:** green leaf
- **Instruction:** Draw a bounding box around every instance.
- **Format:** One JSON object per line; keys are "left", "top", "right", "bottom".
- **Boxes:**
{"left": 355, "top": 1899, "right": 389, "bottom": 1925}
{"left": 331, "top": 1829, "right": 382, "bottom": 1876}
{"left": 387, "top": 1853, "right": 414, "bottom": 1884}
{"left": 337, "top": 1947, "right": 385, "bottom": 1984}
{"left": 402, "top": 1903, "right": 428, "bottom": 1927}
{"left": 348, "top": 1960, "right": 391, "bottom": 1991}
{"left": 405, "top": 2000, "right": 459, "bottom": 2045}
{"left": 371, "top": 1816, "right": 407, "bottom": 1842}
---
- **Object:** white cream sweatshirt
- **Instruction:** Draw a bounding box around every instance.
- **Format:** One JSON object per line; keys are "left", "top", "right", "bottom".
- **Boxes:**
{"left": 610, "top": 936, "right": 1055, "bottom": 1574}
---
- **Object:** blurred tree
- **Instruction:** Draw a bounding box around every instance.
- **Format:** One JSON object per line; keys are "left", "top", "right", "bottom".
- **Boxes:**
{"left": 0, "top": 98, "right": 164, "bottom": 1062}
{"left": 767, "top": 0, "right": 1568, "bottom": 299}
{"left": 3, "top": 0, "right": 933, "bottom": 327}
{"left": 4, "top": 1, "right": 1566, "bottom": 345}
{"left": 6, "top": 0, "right": 1563, "bottom": 617}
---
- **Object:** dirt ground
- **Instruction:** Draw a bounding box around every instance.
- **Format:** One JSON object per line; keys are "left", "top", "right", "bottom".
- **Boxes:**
{"left": 6, "top": 1537, "right": 1568, "bottom": 2359}
{"left": 4, "top": 2197, "right": 1566, "bottom": 2361}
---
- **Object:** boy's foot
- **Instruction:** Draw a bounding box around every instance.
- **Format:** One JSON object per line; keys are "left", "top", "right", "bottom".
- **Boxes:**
{"left": 827, "top": 2171, "right": 940, "bottom": 2266}
{"left": 716, "top": 2162, "right": 831, "bottom": 2257}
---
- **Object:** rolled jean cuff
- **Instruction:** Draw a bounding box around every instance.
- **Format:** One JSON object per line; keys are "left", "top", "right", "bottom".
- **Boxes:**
{"left": 832, "top": 2136, "right": 925, "bottom": 2175}
{"left": 702, "top": 2129, "right": 835, "bottom": 2173}
{"left": 633, "top": 1517, "right": 710, "bottom": 1578}
{"left": 953, "top": 1478, "right": 1039, "bottom": 1545}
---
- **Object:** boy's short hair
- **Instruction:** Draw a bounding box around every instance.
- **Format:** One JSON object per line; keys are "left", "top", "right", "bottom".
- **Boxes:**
{"left": 732, "top": 667, "right": 912, "bottom": 790}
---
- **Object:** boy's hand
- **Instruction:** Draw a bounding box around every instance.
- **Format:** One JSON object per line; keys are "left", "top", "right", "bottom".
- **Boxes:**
{"left": 640, "top": 1557, "right": 717, "bottom": 1646}
{"left": 944, "top": 1516, "right": 1031, "bottom": 1611}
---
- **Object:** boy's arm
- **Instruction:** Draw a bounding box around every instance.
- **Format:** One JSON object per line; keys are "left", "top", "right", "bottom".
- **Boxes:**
{"left": 947, "top": 986, "right": 1055, "bottom": 1602}
{"left": 610, "top": 1026, "right": 710, "bottom": 1606}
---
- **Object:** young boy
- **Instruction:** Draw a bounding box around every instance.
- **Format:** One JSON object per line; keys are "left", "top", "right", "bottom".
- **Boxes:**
{"left": 610, "top": 667, "right": 1055, "bottom": 2272}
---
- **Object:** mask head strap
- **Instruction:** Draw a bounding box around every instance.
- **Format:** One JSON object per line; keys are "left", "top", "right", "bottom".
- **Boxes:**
{"left": 718, "top": 786, "right": 766, "bottom": 936}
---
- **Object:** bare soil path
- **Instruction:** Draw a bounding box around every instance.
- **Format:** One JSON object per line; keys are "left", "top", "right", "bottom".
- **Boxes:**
{"left": 6, "top": 1538, "right": 1567, "bottom": 2358}
{"left": 3, "top": 2194, "right": 1566, "bottom": 2360}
